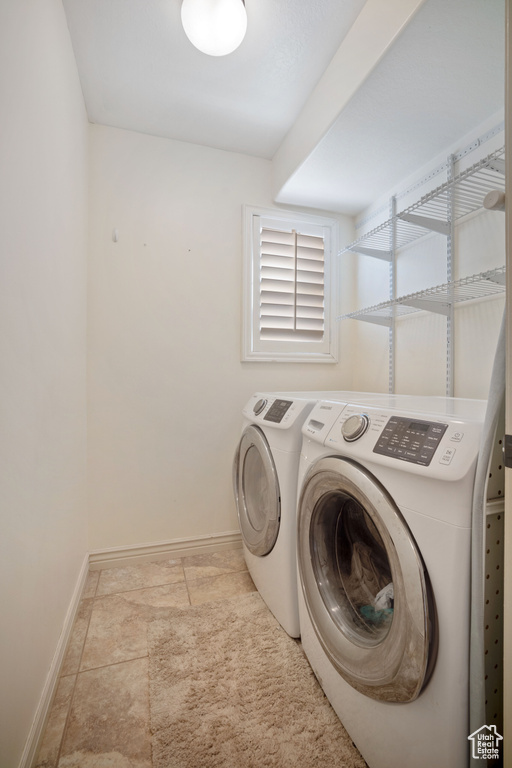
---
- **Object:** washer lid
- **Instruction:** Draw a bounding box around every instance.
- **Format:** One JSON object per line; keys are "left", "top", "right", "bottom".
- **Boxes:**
{"left": 298, "top": 455, "right": 437, "bottom": 702}
{"left": 233, "top": 425, "right": 281, "bottom": 557}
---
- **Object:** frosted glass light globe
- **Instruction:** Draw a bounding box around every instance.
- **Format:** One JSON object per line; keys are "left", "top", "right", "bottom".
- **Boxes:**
{"left": 181, "top": 0, "right": 247, "bottom": 56}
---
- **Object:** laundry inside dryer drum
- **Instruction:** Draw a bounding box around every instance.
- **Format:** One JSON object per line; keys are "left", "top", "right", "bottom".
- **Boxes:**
{"left": 298, "top": 458, "right": 436, "bottom": 703}
{"left": 310, "top": 491, "right": 394, "bottom": 646}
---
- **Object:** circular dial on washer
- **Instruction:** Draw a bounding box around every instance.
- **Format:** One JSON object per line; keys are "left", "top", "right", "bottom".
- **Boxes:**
{"left": 253, "top": 398, "right": 267, "bottom": 415}
{"left": 342, "top": 413, "right": 370, "bottom": 442}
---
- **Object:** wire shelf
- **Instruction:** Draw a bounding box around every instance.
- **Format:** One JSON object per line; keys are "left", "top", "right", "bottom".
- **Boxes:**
{"left": 339, "top": 147, "right": 505, "bottom": 258}
{"left": 337, "top": 266, "right": 506, "bottom": 326}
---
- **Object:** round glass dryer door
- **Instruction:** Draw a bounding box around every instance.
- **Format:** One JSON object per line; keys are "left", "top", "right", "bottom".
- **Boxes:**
{"left": 298, "top": 456, "right": 437, "bottom": 703}
{"left": 233, "top": 426, "right": 280, "bottom": 557}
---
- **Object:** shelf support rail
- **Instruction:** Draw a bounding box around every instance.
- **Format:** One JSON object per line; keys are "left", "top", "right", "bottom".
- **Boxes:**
{"left": 389, "top": 196, "right": 397, "bottom": 393}
{"left": 447, "top": 154, "right": 455, "bottom": 397}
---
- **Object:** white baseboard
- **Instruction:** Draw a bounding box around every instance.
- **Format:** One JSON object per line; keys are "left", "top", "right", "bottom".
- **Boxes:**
{"left": 19, "top": 552, "right": 90, "bottom": 768}
{"left": 88, "top": 530, "right": 243, "bottom": 570}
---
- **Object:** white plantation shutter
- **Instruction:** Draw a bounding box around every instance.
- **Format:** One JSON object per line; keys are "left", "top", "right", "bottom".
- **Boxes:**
{"left": 243, "top": 207, "right": 338, "bottom": 363}
{"left": 259, "top": 227, "right": 325, "bottom": 341}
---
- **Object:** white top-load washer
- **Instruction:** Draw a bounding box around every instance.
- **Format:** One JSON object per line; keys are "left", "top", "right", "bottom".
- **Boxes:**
{"left": 233, "top": 391, "right": 383, "bottom": 638}
{"left": 296, "top": 394, "right": 487, "bottom": 768}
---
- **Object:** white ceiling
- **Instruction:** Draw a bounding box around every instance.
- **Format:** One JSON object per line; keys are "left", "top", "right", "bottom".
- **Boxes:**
{"left": 62, "top": 0, "right": 366, "bottom": 158}
{"left": 62, "top": 0, "right": 505, "bottom": 215}
{"left": 276, "top": 0, "right": 506, "bottom": 214}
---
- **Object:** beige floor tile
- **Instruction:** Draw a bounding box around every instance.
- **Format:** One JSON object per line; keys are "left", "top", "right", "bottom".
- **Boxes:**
{"left": 34, "top": 675, "right": 75, "bottom": 768}
{"left": 36, "top": 548, "right": 261, "bottom": 763}
{"left": 60, "top": 599, "right": 94, "bottom": 677}
{"left": 187, "top": 569, "right": 256, "bottom": 605}
{"left": 80, "top": 582, "right": 190, "bottom": 671}
{"left": 182, "top": 547, "right": 246, "bottom": 580}
{"left": 96, "top": 558, "right": 184, "bottom": 596}
{"left": 58, "top": 658, "right": 151, "bottom": 768}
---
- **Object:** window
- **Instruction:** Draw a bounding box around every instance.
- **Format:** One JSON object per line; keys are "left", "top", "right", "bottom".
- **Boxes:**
{"left": 242, "top": 206, "right": 339, "bottom": 362}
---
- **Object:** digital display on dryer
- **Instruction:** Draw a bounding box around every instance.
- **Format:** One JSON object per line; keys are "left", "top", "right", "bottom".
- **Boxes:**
{"left": 264, "top": 399, "right": 293, "bottom": 423}
{"left": 373, "top": 416, "right": 448, "bottom": 466}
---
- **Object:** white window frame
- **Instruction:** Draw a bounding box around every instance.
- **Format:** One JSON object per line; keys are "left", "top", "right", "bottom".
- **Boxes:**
{"left": 242, "top": 205, "right": 339, "bottom": 363}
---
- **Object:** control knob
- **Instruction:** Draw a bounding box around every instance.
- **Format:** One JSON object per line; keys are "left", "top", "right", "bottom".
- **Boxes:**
{"left": 342, "top": 413, "right": 370, "bottom": 442}
{"left": 253, "top": 398, "right": 267, "bottom": 415}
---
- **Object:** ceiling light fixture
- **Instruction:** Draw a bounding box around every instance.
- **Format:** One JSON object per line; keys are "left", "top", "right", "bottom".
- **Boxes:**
{"left": 181, "top": 0, "right": 247, "bottom": 57}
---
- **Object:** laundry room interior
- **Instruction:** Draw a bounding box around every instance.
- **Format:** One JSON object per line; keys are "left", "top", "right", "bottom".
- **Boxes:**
{"left": 2, "top": 0, "right": 511, "bottom": 766}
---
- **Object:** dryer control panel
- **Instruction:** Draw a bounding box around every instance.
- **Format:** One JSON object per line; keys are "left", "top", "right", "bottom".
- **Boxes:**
{"left": 263, "top": 398, "right": 293, "bottom": 423}
{"left": 373, "top": 416, "right": 448, "bottom": 466}
{"left": 242, "top": 393, "right": 317, "bottom": 432}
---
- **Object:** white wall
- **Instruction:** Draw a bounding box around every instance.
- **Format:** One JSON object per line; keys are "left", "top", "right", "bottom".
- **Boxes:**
{"left": 87, "top": 125, "right": 355, "bottom": 551}
{"left": 0, "top": 1, "right": 89, "bottom": 765}
{"left": 0, "top": 2, "right": 504, "bottom": 764}
{"left": 344, "top": 123, "right": 506, "bottom": 399}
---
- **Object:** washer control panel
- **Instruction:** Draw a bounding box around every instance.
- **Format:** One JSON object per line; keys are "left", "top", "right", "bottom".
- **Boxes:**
{"left": 373, "top": 416, "right": 448, "bottom": 466}
{"left": 311, "top": 397, "right": 486, "bottom": 481}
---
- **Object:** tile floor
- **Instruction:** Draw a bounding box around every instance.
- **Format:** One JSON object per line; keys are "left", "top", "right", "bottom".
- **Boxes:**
{"left": 34, "top": 548, "right": 256, "bottom": 768}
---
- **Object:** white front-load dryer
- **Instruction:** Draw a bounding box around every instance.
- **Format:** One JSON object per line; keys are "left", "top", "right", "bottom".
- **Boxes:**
{"left": 296, "top": 395, "right": 487, "bottom": 768}
{"left": 233, "top": 390, "right": 376, "bottom": 638}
